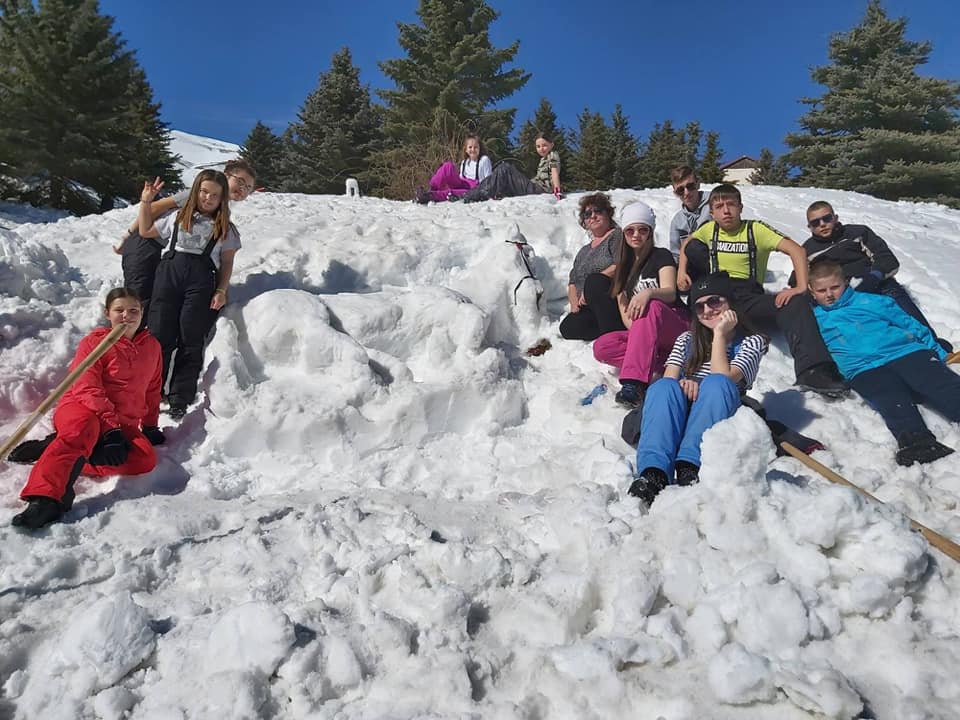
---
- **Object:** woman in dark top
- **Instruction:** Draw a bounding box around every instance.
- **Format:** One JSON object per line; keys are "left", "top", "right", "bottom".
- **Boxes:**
{"left": 559, "top": 193, "right": 624, "bottom": 341}
{"left": 592, "top": 202, "right": 689, "bottom": 407}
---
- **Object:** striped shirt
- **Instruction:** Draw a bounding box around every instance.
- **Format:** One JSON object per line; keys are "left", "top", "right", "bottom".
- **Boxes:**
{"left": 665, "top": 331, "right": 768, "bottom": 390}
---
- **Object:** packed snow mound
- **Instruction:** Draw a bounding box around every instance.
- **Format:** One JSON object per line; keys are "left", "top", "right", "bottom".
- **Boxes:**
{"left": 168, "top": 129, "right": 242, "bottom": 186}
{"left": 0, "top": 185, "right": 959, "bottom": 719}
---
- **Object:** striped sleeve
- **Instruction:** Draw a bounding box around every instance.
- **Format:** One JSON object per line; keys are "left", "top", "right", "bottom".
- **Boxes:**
{"left": 730, "top": 334, "right": 768, "bottom": 389}
{"left": 666, "top": 332, "right": 692, "bottom": 370}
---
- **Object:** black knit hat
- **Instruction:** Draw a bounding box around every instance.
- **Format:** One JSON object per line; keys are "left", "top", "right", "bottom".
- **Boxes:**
{"left": 689, "top": 271, "right": 734, "bottom": 306}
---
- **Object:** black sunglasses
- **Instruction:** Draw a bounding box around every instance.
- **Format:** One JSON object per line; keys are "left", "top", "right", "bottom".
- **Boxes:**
{"left": 807, "top": 213, "right": 835, "bottom": 228}
{"left": 673, "top": 181, "right": 698, "bottom": 196}
{"left": 693, "top": 296, "right": 727, "bottom": 314}
{"left": 581, "top": 207, "right": 605, "bottom": 220}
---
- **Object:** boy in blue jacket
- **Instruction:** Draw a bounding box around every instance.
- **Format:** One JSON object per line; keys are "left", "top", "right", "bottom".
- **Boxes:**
{"left": 809, "top": 261, "right": 960, "bottom": 466}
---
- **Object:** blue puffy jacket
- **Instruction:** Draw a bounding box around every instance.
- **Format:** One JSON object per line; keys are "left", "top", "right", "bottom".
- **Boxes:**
{"left": 813, "top": 286, "right": 946, "bottom": 380}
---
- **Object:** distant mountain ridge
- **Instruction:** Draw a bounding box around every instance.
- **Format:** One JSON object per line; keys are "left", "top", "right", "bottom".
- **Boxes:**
{"left": 169, "top": 130, "right": 241, "bottom": 186}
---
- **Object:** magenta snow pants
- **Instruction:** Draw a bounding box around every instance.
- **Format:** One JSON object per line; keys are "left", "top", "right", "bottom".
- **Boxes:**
{"left": 592, "top": 299, "right": 689, "bottom": 383}
{"left": 427, "top": 161, "right": 479, "bottom": 201}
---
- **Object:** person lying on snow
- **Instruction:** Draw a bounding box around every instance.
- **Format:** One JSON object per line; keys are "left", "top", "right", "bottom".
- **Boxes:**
{"left": 415, "top": 134, "right": 492, "bottom": 203}
{"left": 461, "top": 131, "right": 561, "bottom": 203}
{"left": 797, "top": 200, "right": 953, "bottom": 353}
{"left": 628, "top": 271, "right": 769, "bottom": 506}
{"left": 11, "top": 288, "right": 165, "bottom": 530}
{"left": 809, "top": 260, "right": 960, "bottom": 467}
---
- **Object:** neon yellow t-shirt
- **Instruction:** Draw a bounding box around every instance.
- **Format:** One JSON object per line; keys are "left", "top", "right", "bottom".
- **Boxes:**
{"left": 690, "top": 220, "right": 785, "bottom": 281}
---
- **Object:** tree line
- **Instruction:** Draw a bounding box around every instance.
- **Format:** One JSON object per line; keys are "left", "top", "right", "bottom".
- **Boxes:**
{"left": 1, "top": 0, "right": 958, "bottom": 213}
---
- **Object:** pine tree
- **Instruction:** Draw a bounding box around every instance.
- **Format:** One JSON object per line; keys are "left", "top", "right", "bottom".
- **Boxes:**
{"left": 784, "top": 0, "right": 960, "bottom": 206}
{"left": 374, "top": 0, "right": 530, "bottom": 198}
{"left": 750, "top": 148, "right": 790, "bottom": 185}
{"left": 0, "top": 0, "right": 180, "bottom": 213}
{"left": 284, "top": 47, "right": 383, "bottom": 195}
{"left": 568, "top": 110, "right": 614, "bottom": 191}
{"left": 240, "top": 122, "right": 284, "bottom": 191}
{"left": 699, "top": 131, "right": 724, "bottom": 183}
{"left": 636, "top": 120, "right": 701, "bottom": 189}
{"left": 514, "top": 98, "right": 570, "bottom": 177}
{"left": 609, "top": 105, "right": 641, "bottom": 189}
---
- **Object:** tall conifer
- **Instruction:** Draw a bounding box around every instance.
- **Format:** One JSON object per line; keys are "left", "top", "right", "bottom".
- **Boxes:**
{"left": 240, "top": 122, "right": 284, "bottom": 191}
{"left": 284, "top": 47, "right": 382, "bottom": 195}
{"left": 0, "top": 0, "right": 179, "bottom": 213}
{"left": 784, "top": 0, "right": 960, "bottom": 206}
{"left": 374, "top": 0, "right": 529, "bottom": 198}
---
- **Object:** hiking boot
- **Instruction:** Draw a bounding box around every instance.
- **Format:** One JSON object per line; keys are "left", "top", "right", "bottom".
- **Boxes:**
{"left": 7, "top": 432, "right": 57, "bottom": 464}
{"left": 615, "top": 381, "right": 646, "bottom": 409}
{"left": 796, "top": 363, "right": 850, "bottom": 398}
{"left": 895, "top": 441, "right": 954, "bottom": 467}
{"left": 675, "top": 461, "right": 700, "bottom": 487}
{"left": 628, "top": 467, "right": 668, "bottom": 506}
{"left": 414, "top": 187, "right": 431, "bottom": 204}
{"left": 166, "top": 403, "right": 187, "bottom": 420}
{"left": 12, "top": 496, "right": 63, "bottom": 530}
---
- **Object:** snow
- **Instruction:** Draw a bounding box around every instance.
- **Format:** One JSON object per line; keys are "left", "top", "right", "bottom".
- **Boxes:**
{"left": 1, "top": 170, "right": 960, "bottom": 719}
{"left": 167, "top": 130, "right": 242, "bottom": 187}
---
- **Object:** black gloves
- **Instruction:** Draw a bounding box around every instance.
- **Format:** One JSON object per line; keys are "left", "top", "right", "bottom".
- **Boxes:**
{"left": 88, "top": 429, "right": 130, "bottom": 466}
{"left": 855, "top": 270, "right": 884, "bottom": 293}
{"left": 142, "top": 426, "right": 165, "bottom": 446}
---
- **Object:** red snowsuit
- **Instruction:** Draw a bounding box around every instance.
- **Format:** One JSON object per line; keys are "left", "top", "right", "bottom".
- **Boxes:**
{"left": 20, "top": 327, "right": 163, "bottom": 502}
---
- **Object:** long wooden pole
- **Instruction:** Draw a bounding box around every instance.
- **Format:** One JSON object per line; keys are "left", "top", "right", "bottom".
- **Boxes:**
{"left": 0, "top": 324, "right": 127, "bottom": 461}
{"left": 780, "top": 441, "right": 960, "bottom": 563}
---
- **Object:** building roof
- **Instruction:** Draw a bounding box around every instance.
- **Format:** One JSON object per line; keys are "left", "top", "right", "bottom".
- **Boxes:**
{"left": 721, "top": 155, "right": 760, "bottom": 171}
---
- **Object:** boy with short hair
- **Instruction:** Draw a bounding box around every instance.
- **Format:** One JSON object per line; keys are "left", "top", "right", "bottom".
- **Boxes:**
{"left": 809, "top": 260, "right": 960, "bottom": 466}
{"left": 677, "top": 184, "right": 847, "bottom": 396}
{"left": 802, "top": 201, "right": 952, "bottom": 352}
{"left": 668, "top": 166, "right": 712, "bottom": 261}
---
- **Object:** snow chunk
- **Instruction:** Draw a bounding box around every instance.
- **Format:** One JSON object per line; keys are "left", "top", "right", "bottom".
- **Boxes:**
{"left": 204, "top": 601, "right": 295, "bottom": 676}
{"left": 708, "top": 642, "right": 776, "bottom": 704}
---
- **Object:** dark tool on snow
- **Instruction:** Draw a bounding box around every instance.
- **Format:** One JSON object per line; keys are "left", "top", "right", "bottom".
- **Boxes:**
{"left": 780, "top": 441, "right": 960, "bottom": 563}
{"left": 0, "top": 324, "right": 126, "bottom": 461}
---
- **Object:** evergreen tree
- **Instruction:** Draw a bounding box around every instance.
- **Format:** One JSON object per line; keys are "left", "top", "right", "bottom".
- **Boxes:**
{"left": 514, "top": 98, "right": 570, "bottom": 177}
{"left": 240, "top": 121, "right": 284, "bottom": 191}
{"left": 636, "top": 120, "right": 701, "bottom": 188}
{"left": 609, "top": 105, "right": 641, "bottom": 189}
{"left": 374, "top": 0, "right": 529, "bottom": 198}
{"left": 284, "top": 47, "right": 383, "bottom": 195}
{"left": 568, "top": 110, "right": 614, "bottom": 191}
{"left": 699, "top": 131, "right": 724, "bottom": 183}
{"left": 750, "top": 148, "right": 790, "bottom": 185}
{"left": 0, "top": 0, "right": 180, "bottom": 213}
{"left": 784, "top": 0, "right": 960, "bottom": 206}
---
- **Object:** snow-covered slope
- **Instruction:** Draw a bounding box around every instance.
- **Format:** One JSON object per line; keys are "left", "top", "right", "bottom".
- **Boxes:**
{"left": 168, "top": 129, "right": 242, "bottom": 186}
{"left": 1, "top": 184, "right": 959, "bottom": 719}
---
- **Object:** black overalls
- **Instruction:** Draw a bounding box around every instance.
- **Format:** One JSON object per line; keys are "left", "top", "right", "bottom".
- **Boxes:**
{"left": 146, "top": 224, "right": 220, "bottom": 408}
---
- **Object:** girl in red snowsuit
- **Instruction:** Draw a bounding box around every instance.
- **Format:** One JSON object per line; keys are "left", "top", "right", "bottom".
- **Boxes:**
{"left": 12, "top": 288, "right": 165, "bottom": 530}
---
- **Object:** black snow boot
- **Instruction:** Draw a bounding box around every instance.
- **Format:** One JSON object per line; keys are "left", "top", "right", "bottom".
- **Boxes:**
{"left": 795, "top": 363, "right": 850, "bottom": 398}
{"left": 675, "top": 461, "right": 700, "bottom": 487}
{"left": 615, "top": 381, "right": 646, "bottom": 410}
{"left": 12, "top": 496, "right": 63, "bottom": 530}
{"left": 628, "top": 467, "right": 669, "bottom": 507}
{"left": 895, "top": 440, "right": 954, "bottom": 467}
{"left": 7, "top": 432, "right": 57, "bottom": 464}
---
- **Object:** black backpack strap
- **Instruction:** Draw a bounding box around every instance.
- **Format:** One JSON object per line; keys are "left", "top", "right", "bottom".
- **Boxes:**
{"left": 709, "top": 223, "right": 719, "bottom": 273}
{"left": 162, "top": 223, "right": 180, "bottom": 259}
{"left": 201, "top": 232, "right": 219, "bottom": 259}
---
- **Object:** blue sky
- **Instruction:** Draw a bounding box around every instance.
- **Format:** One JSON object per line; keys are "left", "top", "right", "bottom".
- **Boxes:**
{"left": 99, "top": 0, "right": 958, "bottom": 162}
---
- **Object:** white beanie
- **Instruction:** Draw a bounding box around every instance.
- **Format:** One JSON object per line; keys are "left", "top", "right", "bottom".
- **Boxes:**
{"left": 620, "top": 201, "right": 656, "bottom": 230}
